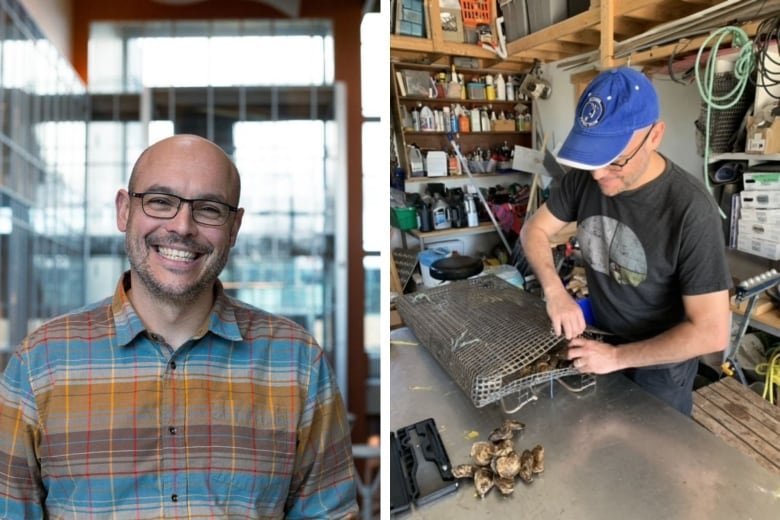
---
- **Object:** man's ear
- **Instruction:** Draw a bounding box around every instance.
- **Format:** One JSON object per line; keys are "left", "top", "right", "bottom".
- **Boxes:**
{"left": 229, "top": 208, "right": 244, "bottom": 247}
{"left": 116, "top": 189, "right": 130, "bottom": 232}
{"left": 650, "top": 120, "right": 666, "bottom": 149}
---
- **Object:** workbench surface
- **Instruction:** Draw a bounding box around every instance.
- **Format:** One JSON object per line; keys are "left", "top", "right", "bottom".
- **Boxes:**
{"left": 390, "top": 327, "right": 780, "bottom": 519}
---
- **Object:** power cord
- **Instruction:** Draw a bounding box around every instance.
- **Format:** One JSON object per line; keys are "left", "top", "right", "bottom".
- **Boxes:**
{"left": 694, "top": 26, "right": 755, "bottom": 213}
{"left": 753, "top": 16, "right": 780, "bottom": 100}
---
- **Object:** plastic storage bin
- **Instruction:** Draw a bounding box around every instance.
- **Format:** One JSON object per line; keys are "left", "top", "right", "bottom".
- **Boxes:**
{"left": 526, "top": 0, "right": 567, "bottom": 33}
{"left": 459, "top": 0, "right": 492, "bottom": 27}
{"left": 499, "top": 0, "right": 529, "bottom": 42}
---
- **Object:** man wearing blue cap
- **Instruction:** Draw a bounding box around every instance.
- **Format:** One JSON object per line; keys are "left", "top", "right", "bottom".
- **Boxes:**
{"left": 520, "top": 67, "right": 731, "bottom": 415}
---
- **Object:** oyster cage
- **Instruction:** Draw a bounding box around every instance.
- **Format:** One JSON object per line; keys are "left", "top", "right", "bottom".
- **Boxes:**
{"left": 397, "top": 275, "right": 584, "bottom": 408}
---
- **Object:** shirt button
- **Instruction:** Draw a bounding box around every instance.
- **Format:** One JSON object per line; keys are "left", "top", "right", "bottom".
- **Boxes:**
{"left": 171, "top": 494, "right": 178, "bottom": 502}
{"left": 170, "top": 361, "right": 177, "bottom": 370}
{"left": 169, "top": 426, "right": 177, "bottom": 435}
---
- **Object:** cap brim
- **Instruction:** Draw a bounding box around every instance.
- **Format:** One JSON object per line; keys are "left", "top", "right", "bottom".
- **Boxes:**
{"left": 555, "top": 128, "right": 632, "bottom": 170}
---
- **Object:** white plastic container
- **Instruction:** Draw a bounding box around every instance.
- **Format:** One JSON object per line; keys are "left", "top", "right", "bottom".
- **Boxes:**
{"left": 496, "top": 73, "right": 506, "bottom": 100}
{"left": 418, "top": 248, "right": 448, "bottom": 287}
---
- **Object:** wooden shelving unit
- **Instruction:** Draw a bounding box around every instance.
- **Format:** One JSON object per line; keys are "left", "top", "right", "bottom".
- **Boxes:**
{"left": 392, "top": 0, "right": 772, "bottom": 73}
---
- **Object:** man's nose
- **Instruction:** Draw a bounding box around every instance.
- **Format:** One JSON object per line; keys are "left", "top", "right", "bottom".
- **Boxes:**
{"left": 165, "top": 201, "right": 198, "bottom": 235}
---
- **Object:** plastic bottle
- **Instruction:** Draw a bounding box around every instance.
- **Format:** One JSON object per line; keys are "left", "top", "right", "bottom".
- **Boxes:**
{"left": 432, "top": 194, "right": 451, "bottom": 230}
{"left": 506, "top": 76, "right": 515, "bottom": 101}
{"left": 448, "top": 151, "right": 461, "bottom": 176}
{"left": 496, "top": 74, "right": 506, "bottom": 101}
{"left": 470, "top": 107, "right": 481, "bottom": 132}
{"left": 458, "top": 108, "right": 470, "bottom": 133}
{"left": 411, "top": 104, "right": 421, "bottom": 131}
{"left": 485, "top": 74, "right": 496, "bottom": 101}
{"left": 448, "top": 64, "right": 461, "bottom": 98}
{"left": 420, "top": 105, "right": 434, "bottom": 131}
{"left": 480, "top": 107, "right": 490, "bottom": 133}
{"left": 458, "top": 73, "right": 467, "bottom": 100}
{"left": 441, "top": 106, "right": 450, "bottom": 132}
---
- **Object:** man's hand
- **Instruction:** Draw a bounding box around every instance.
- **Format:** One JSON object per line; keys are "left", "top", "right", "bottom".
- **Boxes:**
{"left": 567, "top": 336, "right": 621, "bottom": 374}
{"left": 545, "top": 289, "right": 586, "bottom": 339}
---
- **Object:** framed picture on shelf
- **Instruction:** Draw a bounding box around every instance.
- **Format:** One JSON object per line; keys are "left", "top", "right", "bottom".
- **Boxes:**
{"left": 401, "top": 69, "right": 433, "bottom": 98}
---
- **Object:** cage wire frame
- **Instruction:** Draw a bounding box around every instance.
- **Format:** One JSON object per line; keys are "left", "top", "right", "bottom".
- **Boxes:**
{"left": 396, "top": 275, "right": 591, "bottom": 408}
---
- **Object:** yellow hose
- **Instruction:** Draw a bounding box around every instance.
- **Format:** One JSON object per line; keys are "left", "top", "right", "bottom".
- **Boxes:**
{"left": 756, "top": 346, "right": 780, "bottom": 404}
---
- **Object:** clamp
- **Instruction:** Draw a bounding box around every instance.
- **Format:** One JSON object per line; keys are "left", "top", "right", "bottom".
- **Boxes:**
{"left": 723, "top": 269, "right": 780, "bottom": 385}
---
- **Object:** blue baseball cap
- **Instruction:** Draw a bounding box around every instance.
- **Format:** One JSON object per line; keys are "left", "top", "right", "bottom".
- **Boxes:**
{"left": 556, "top": 67, "right": 659, "bottom": 170}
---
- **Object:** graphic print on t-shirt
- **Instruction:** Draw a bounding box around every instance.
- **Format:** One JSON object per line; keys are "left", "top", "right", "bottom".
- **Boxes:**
{"left": 579, "top": 215, "right": 647, "bottom": 287}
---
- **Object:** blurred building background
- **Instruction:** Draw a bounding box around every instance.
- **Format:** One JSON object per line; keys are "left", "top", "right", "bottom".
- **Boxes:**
{"left": 0, "top": 0, "right": 382, "bottom": 463}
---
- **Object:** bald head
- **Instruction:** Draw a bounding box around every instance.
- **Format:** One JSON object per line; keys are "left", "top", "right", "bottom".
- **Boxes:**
{"left": 129, "top": 134, "right": 241, "bottom": 205}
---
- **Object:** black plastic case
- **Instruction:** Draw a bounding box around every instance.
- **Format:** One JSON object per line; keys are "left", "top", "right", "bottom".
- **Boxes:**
{"left": 390, "top": 417, "right": 458, "bottom": 516}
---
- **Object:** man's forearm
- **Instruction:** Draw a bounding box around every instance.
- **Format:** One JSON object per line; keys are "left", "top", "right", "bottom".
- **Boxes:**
{"left": 520, "top": 225, "right": 567, "bottom": 297}
{"left": 613, "top": 319, "right": 728, "bottom": 370}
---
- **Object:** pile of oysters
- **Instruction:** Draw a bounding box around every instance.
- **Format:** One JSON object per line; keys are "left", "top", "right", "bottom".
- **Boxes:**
{"left": 451, "top": 418, "right": 544, "bottom": 498}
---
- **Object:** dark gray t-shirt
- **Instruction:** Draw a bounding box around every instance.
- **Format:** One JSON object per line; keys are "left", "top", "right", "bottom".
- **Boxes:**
{"left": 546, "top": 157, "right": 731, "bottom": 342}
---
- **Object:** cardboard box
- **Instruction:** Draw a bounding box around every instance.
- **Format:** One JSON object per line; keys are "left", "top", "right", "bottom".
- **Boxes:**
{"left": 740, "top": 190, "right": 780, "bottom": 208}
{"left": 737, "top": 233, "right": 780, "bottom": 260}
{"left": 738, "top": 219, "right": 780, "bottom": 243}
{"left": 743, "top": 172, "right": 780, "bottom": 191}
{"left": 746, "top": 115, "right": 780, "bottom": 154}
{"left": 740, "top": 207, "right": 780, "bottom": 223}
{"left": 492, "top": 119, "right": 515, "bottom": 132}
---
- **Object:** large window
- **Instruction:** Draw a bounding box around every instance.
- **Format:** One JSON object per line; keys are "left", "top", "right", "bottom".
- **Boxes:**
{"left": 86, "top": 21, "right": 343, "bottom": 361}
{"left": 0, "top": 0, "right": 88, "bottom": 358}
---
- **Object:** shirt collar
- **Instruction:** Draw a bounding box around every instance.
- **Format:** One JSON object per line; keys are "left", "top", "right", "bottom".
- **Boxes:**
{"left": 111, "top": 271, "right": 244, "bottom": 347}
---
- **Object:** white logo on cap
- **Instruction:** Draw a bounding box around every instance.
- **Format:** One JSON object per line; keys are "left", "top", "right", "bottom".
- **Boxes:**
{"left": 579, "top": 96, "right": 604, "bottom": 128}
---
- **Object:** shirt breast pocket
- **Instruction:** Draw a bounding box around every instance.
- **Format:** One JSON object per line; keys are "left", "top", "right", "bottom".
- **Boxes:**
{"left": 197, "top": 399, "right": 298, "bottom": 508}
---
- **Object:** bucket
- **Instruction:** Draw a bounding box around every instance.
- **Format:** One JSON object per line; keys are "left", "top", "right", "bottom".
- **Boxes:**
{"left": 418, "top": 248, "right": 448, "bottom": 287}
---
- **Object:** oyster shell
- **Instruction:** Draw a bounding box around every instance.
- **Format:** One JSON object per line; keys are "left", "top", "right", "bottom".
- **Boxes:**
{"left": 488, "top": 425, "right": 514, "bottom": 442}
{"left": 503, "top": 418, "right": 525, "bottom": 431}
{"left": 491, "top": 451, "right": 521, "bottom": 480}
{"left": 470, "top": 441, "right": 495, "bottom": 466}
{"left": 493, "top": 438, "right": 514, "bottom": 457}
{"left": 473, "top": 468, "right": 494, "bottom": 498}
{"left": 494, "top": 476, "right": 515, "bottom": 496}
{"left": 518, "top": 449, "right": 535, "bottom": 483}
{"left": 531, "top": 444, "right": 545, "bottom": 474}
{"left": 451, "top": 464, "right": 477, "bottom": 479}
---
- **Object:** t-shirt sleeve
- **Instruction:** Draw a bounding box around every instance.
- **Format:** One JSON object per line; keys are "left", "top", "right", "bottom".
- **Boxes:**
{"left": 545, "top": 169, "right": 582, "bottom": 223}
{"left": 676, "top": 193, "right": 732, "bottom": 295}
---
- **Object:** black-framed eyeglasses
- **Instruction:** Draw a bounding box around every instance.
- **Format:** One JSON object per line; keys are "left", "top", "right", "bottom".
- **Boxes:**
{"left": 130, "top": 191, "right": 238, "bottom": 226}
{"left": 608, "top": 123, "right": 656, "bottom": 169}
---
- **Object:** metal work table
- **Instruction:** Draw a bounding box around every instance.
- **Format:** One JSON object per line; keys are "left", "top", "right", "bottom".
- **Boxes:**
{"left": 391, "top": 327, "right": 780, "bottom": 519}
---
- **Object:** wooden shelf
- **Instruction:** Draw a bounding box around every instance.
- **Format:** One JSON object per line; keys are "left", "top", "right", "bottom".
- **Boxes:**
{"left": 403, "top": 130, "right": 527, "bottom": 136}
{"left": 405, "top": 171, "right": 529, "bottom": 183}
{"left": 710, "top": 153, "right": 780, "bottom": 164}
{"left": 409, "top": 221, "right": 495, "bottom": 241}
{"left": 391, "top": 0, "right": 772, "bottom": 72}
{"left": 398, "top": 96, "right": 523, "bottom": 107}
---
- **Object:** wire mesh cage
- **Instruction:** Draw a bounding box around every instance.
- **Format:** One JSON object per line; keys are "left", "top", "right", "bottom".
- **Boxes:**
{"left": 396, "top": 275, "right": 583, "bottom": 408}
{"left": 695, "top": 72, "right": 754, "bottom": 155}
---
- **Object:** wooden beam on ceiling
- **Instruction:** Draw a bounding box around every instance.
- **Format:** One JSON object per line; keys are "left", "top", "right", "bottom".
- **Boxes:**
{"left": 559, "top": 30, "right": 601, "bottom": 48}
{"left": 610, "top": 18, "right": 655, "bottom": 38}
{"left": 506, "top": 0, "right": 670, "bottom": 56}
